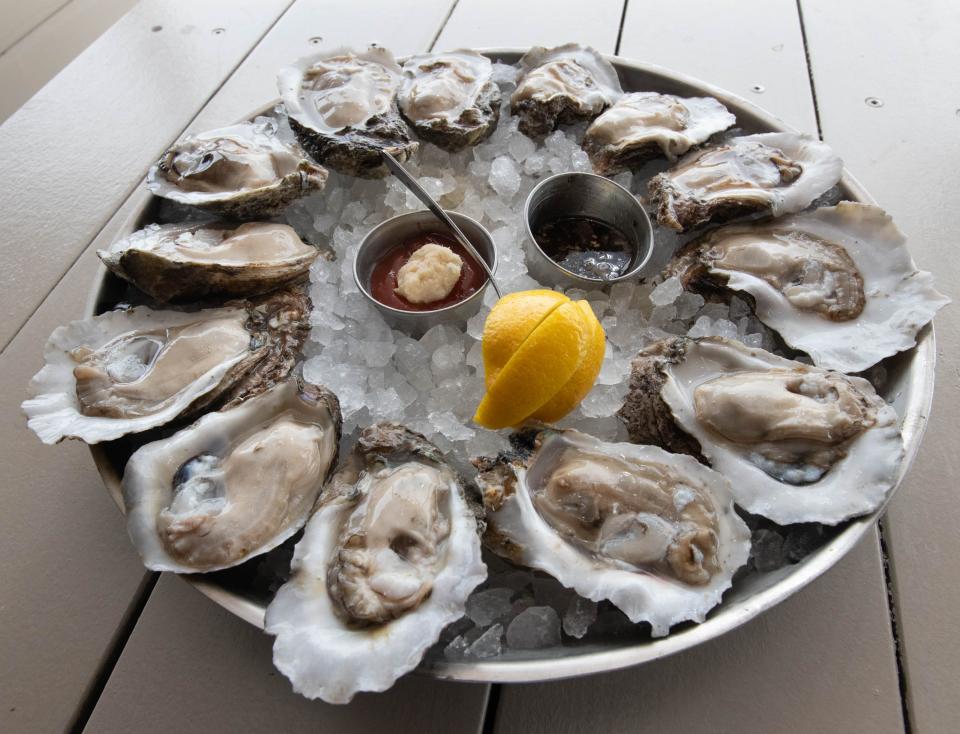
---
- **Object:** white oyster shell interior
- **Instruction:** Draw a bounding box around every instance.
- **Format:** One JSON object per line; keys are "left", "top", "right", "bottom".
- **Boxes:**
{"left": 480, "top": 429, "right": 750, "bottom": 637}
{"left": 399, "top": 49, "right": 492, "bottom": 123}
{"left": 660, "top": 338, "right": 904, "bottom": 524}
{"left": 123, "top": 377, "right": 339, "bottom": 573}
{"left": 22, "top": 307, "right": 253, "bottom": 444}
{"left": 701, "top": 202, "right": 950, "bottom": 372}
{"left": 660, "top": 131, "right": 842, "bottom": 222}
{"left": 101, "top": 222, "right": 315, "bottom": 267}
{"left": 585, "top": 91, "right": 736, "bottom": 163}
{"left": 512, "top": 43, "right": 622, "bottom": 110}
{"left": 278, "top": 47, "right": 403, "bottom": 134}
{"left": 146, "top": 120, "right": 317, "bottom": 205}
{"left": 266, "top": 434, "right": 485, "bottom": 703}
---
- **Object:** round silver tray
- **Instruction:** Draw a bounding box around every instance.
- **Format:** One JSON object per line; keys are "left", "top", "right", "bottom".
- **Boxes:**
{"left": 88, "top": 49, "right": 937, "bottom": 684}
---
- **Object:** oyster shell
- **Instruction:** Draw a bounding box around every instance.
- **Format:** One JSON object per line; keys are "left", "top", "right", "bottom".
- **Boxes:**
{"left": 474, "top": 429, "right": 750, "bottom": 637}
{"left": 123, "top": 375, "right": 341, "bottom": 573}
{"left": 398, "top": 49, "right": 501, "bottom": 152}
{"left": 278, "top": 47, "right": 417, "bottom": 178}
{"left": 511, "top": 43, "right": 622, "bottom": 138}
{"left": 266, "top": 423, "right": 486, "bottom": 703}
{"left": 582, "top": 92, "right": 736, "bottom": 175}
{"left": 664, "top": 202, "right": 950, "bottom": 372}
{"left": 648, "top": 132, "right": 843, "bottom": 232}
{"left": 617, "top": 337, "right": 904, "bottom": 525}
{"left": 22, "top": 287, "right": 309, "bottom": 444}
{"left": 146, "top": 119, "right": 327, "bottom": 219}
{"left": 99, "top": 222, "right": 319, "bottom": 302}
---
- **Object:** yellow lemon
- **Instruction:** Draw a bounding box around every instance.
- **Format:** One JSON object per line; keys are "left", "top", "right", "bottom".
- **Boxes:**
{"left": 530, "top": 301, "right": 606, "bottom": 423}
{"left": 482, "top": 289, "right": 569, "bottom": 388}
{"left": 473, "top": 300, "right": 590, "bottom": 429}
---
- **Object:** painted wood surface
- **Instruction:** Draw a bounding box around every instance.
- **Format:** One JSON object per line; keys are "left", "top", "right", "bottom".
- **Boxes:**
{"left": 0, "top": 0, "right": 137, "bottom": 122}
{"left": 433, "top": 0, "right": 624, "bottom": 52}
{"left": 0, "top": 2, "right": 295, "bottom": 731}
{"left": 619, "top": 0, "right": 818, "bottom": 134}
{"left": 0, "top": 0, "right": 294, "bottom": 352}
{"left": 0, "top": 0, "right": 65, "bottom": 51}
{"left": 86, "top": 575, "right": 490, "bottom": 733}
{"left": 800, "top": 1, "right": 960, "bottom": 731}
{"left": 493, "top": 533, "right": 903, "bottom": 734}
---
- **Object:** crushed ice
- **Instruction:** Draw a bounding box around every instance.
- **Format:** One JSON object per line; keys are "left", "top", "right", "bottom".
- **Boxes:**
{"left": 268, "top": 66, "right": 795, "bottom": 655}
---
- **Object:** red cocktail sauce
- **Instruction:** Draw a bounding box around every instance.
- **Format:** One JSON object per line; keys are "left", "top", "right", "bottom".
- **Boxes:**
{"left": 369, "top": 232, "right": 488, "bottom": 311}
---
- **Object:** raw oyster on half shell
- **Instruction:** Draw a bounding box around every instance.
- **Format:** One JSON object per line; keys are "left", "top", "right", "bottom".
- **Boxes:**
{"left": 278, "top": 47, "right": 417, "bottom": 178}
{"left": 146, "top": 119, "right": 327, "bottom": 219}
{"left": 266, "top": 423, "right": 486, "bottom": 703}
{"left": 123, "top": 374, "right": 341, "bottom": 573}
{"left": 617, "top": 337, "right": 904, "bottom": 525}
{"left": 582, "top": 92, "right": 736, "bottom": 175}
{"left": 99, "top": 222, "right": 319, "bottom": 302}
{"left": 22, "top": 287, "right": 309, "bottom": 444}
{"left": 511, "top": 43, "right": 622, "bottom": 138}
{"left": 398, "top": 49, "right": 501, "bottom": 152}
{"left": 648, "top": 132, "right": 842, "bottom": 232}
{"left": 664, "top": 202, "right": 950, "bottom": 372}
{"left": 474, "top": 429, "right": 750, "bottom": 637}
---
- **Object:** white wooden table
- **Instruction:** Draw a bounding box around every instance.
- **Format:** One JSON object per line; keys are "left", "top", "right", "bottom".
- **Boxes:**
{"left": 1, "top": 1, "right": 957, "bottom": 731}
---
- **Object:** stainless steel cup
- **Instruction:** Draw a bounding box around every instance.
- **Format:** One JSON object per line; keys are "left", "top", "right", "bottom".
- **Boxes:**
{"left": 354, "top": 210, "right": 497, "bottom": 336}
{"left": 523, "top": 172, "right": 654, "bottom": 290}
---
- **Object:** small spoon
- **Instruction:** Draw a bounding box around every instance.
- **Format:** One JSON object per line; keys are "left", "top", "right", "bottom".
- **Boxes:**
{"left": 382, "top": 151, "right": 503, "bottom": 299}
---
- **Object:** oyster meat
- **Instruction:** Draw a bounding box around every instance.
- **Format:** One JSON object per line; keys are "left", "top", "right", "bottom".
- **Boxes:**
{"left": 146, "top": 119, "right": 327, "bottom": 219}
{"left": 123, "top": 375, "right": 341, "bottom": 573}
{"left": 511, "top": 43, "right": 622, "bottom": 138}
{"left": 398, "top": 50, "right": 501, "bottom": 152}
{"left": 648, "top": 132, "right": 843, "bottom": 232}
{"left": 665, "top": 202, "right": 950, "bottom": 372}
{"left": 278, "top": 47, "right": 417, "bottom": 178}
{"left": 22, "top": 287, "right": 309, "bottom": 444}
{"left": 99, "top": 222, "right": 318, "bottom": 302}
{"left": 475, "top": 429, "right": 750, "bottom": 637}
{"left": 617, "top": 337, "right": 904, "bottom": 525}
{"left": 266, "top": 423, "right": 486, "bottom": 703}
{"left": 582, "top": 92, "right": 736, "bottom": 175}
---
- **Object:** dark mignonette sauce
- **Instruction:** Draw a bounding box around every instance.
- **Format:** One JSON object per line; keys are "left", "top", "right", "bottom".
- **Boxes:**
{"left": 370, "top": 232, "right": 487, "bottom": 311}
{"left": 533, "top": 216, "right": 633, "bottom": 280}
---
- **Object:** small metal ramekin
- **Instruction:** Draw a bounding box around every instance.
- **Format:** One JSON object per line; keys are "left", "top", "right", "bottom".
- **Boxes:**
{"left": 354, "top": 210, "right": 498, "bottom": 336}
{"left": 523, "top": 172, "right": 654, "bottom": 289}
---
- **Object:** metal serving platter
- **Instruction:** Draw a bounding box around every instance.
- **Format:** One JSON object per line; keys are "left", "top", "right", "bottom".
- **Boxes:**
{"left": 88, "top": 49, "right": 937, "bottom": 684}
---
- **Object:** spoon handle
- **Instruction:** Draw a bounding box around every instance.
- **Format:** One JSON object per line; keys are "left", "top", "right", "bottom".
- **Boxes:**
{"left": 382, "top": 151, "right": 502, "bottom": 299}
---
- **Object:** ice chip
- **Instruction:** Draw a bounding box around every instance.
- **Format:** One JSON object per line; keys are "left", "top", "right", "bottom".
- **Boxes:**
{"left": 562, "top": 596, "right": 598, "bottom": 639}
{"left": 489, "top": 155, "right": 521, "bottom": 197}
{"left": 466, "top": 588, "right": 514, "bottom": 627}
{"left": 505, "top": 606, "right": 562, "bottom": 649}
{"left": 650, "top": 276, "right": 684, "bottom": 306}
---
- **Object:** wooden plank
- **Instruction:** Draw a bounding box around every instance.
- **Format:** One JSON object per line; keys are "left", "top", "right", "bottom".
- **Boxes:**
{"left": 191, "top": 0, "right": 457, "bottom": 131}
{"left": 494, "top": 532, "right": 903, "bottom": 734}
{"left": 433, "top": 0, "right": 625, "bottom": 53}
{"left": 619, "top": 0, "right": 818, "bottom": 134}
{"left": 0, "top": 0, "right": 65, "bottom": 52}
{"left": 0, "top": 3, "right": 297, "bottom": 731}
{"left": 0, "top": 224, "right": 147, "bottom": 733}
{"left": 491, "top": 2, "right": 906, "bottom": 731}
{"left": 0, "top": 0, "right": 138, "bottom": 123}
{"left": 86, "top": 575, "right": 489, "bottom": 733}
{"left": 0, "top": 0, "right": 294, "bottom": 352}
{"left": 799, "top": 1, "right": 960, "bottom": 731}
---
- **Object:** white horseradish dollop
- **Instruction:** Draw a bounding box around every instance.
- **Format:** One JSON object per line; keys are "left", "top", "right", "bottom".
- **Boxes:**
{"left": 395, "top": 243, "right": 463, "bottom": 304}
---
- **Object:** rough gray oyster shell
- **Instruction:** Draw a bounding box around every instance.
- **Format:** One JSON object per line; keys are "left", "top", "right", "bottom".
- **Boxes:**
{"left": 511, "top": 43, "right": 622, "bottom": 138}
{"left": 398, "top": 49, "right": 501, "bottom": 152}
{"left": 23, "top": 286, "right": 310, "bottom": 444}
{"left": 278, "top": 47, "right": 417, "bottom": 178}
{"left": 146, "top": 119, "right": 327, "bottom": 219}
{"left": 648, "top": 132, "right": 842, "bottom": 232}
{"left": 98, "top": 221, "right": 319, "bottom": 302}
